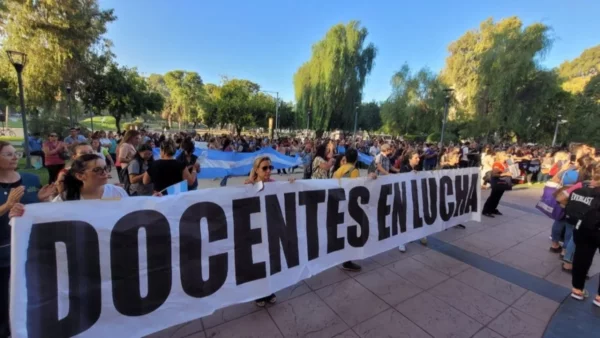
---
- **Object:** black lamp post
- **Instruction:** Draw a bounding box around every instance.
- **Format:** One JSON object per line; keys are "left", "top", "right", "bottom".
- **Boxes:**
{"left": 440, "top": 88, "right": 454, "bottom": 146}
{"left": 66, "top": 82, "right": 73, "bottom": 127}
{"left": 307, "top": 109, "right": 311, "bottom": 131}
{"left": 6, "top": 50, "right": 32, "bottom": 168}
{"left": 352, "top": 103, "right": 360, "bottom": 141}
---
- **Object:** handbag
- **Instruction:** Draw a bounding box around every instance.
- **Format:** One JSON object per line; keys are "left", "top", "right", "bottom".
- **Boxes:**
{"left": 490, "top": 175, "right": 512, "bottom": 191}
{"left": 535, "top": 180, "right": 565, "bottom": 220}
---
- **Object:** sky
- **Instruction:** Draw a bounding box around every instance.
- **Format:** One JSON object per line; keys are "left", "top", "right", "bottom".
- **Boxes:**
{"left": 99, "top": 0, "right": 600, "bottom": 103}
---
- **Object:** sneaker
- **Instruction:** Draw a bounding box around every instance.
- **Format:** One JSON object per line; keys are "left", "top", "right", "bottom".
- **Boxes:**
{"left": 398, "top": 245, "right": 406, "bottom": 253}
{"left": 482, "top": 212, "right": 495, "bottom": 218}
{"left": 493, "top": 209, "right": 503, "bottom": 216}
{"left": 420, "top": 237, "right": 428, "bottom": 246}
{"left": 571, "top": 288, "right": 589, "bottom": 300}
{"left": 594, "top": 296, "right": 600, "bottom": 308}
{"left": 342, "top": 261, "right": 362, "bottom": 272}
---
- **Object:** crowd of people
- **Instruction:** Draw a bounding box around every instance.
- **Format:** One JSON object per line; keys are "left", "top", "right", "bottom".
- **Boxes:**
{"left": 1, "top": 127, "right": 599, "bottom": 336}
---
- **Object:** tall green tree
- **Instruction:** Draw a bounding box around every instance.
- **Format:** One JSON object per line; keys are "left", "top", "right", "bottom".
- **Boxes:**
{"left": 293, "top": 21, "right": 376, "bottom": 131}
{"left": 216, "top": 79, "right": 261, "bottom": 135}
{"left": 442, "top": 17, "right": 553, "bottom": 141}
{"left": 162, "top": 71, "right": 205, "bottom": 129}
{"left": 381, "top": 64, "right": 446, "bottom": 136}
{"left": 357, "top": 101, "right": 382, "bottom": 131}
{"left": 104, "top": 64, "right": 163, "bottom": 133}
{"left": 0, "top": 0, "right": 115, "bottom": 109}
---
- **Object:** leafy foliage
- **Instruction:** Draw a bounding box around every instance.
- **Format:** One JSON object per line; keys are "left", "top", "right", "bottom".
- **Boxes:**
{"left": 294, "top": 21, "right": 376, "bottom": 132}
{"left": 558, "top": 45, "right": 600, "bottom": 93}
{"left": 0, "top": 0, "right": 115, "bottom": 110}
{"left": 381, "top": 64, "right": 447, "bottom": 136}
{"left": 440, "top": 17, "right": 561, "bottom": 142}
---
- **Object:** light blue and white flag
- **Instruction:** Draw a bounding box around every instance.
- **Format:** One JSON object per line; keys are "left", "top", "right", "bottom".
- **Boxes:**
{"left": 152, "top": 147, "right": 303, "bottom": 179}
{"left": 164, "top": 180, "right": 188, "bottom": 195}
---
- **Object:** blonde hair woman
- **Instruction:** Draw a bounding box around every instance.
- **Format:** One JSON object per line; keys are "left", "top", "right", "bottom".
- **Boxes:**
{"left": 245, "top": 156, "right": 294, "bottom": 307}
{"left": 482, "top": 151, "right": 512, "bottom": 217}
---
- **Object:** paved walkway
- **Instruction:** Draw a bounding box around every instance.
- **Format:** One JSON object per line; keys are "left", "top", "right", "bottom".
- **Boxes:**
{"left": 141, "top": 177, "right": 600, "bottom": 338}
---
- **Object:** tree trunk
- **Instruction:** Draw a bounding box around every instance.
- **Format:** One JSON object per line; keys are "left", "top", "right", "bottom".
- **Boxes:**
{"left": 236, "top": 125, "right": 242, "bottom": 136}
{"left": 114, "top": 114, "right": 122, "bottom": 134}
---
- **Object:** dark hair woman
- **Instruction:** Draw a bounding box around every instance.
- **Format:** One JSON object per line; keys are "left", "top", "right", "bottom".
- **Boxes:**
{"left": 128, "top": 145, "right": 155, "bottom": 196}
{"left": 176, "top": 138, "right": 200, "bottom": 191}
{"left": 312, "top": 144, "right": 335, "bottom": 179}
{"left": 56, "top": 154, "right": 128, "bottom": 201}
{"left": 0, "top": 141, "right": 54, "bottom": 337}
{"left": 143, "top": 139, "right": 196, "bottom": 195}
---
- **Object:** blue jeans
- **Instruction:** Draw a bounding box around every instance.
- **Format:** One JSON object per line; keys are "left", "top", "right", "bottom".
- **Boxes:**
{"left": 563, "top": 233, "right": 576, "bottom": 263}
{"left": 551, "top": 219, "right": 573, "bottom": 245}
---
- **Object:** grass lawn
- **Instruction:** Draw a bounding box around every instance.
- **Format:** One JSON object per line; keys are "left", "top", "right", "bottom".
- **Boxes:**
{"left": 79, "top": 116, "right": 119, "bottom": 131}
{"left": 17, "top": 157, "right": 49, "bottom": 186}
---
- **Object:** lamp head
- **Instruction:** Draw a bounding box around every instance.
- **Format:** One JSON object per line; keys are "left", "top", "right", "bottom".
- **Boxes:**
{"left": 65, "top": 82, "right": 72, "bottom": 94}
{"left": 6, "top": 50, "right": 27, "bottom": 72}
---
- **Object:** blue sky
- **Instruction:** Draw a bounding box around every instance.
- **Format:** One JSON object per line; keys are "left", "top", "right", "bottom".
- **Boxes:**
{"left": 99, "top": 0, "right": 599, "bottom": 102}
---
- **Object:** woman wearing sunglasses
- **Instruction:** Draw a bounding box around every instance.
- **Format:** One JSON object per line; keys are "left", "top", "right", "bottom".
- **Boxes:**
{"left": 43, "top": 132, "right": 67, "bottom": 184}
{"left": 11, "top": 154, "right": 127, "bottom": 208}
{"left": 245, "top": 156, "right": 295, "bottom": 307}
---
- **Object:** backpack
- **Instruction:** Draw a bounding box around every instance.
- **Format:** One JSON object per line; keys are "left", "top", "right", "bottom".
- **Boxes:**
{"left": 367, "top": 154, "right": 381, "bottom": 174}
{"left": 564, "top": 184, "right": 600, "bottom": 228}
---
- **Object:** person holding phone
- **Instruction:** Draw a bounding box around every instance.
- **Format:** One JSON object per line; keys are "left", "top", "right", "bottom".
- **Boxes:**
{"left": 176, "top": 138, "right": 200, "bottom": 191}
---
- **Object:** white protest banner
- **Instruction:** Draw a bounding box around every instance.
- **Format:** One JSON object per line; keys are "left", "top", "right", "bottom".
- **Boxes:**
{"left": 11, "top": 168, "right": 481, "bottom": 338}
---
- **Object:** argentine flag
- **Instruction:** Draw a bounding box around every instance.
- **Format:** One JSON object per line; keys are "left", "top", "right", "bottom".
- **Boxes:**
{"left": 336, "top": 146, "right": 373, "bottom": 165}
{"left": 152, "top": 147, "right": 303, "bottom": 179}
{"left": 165, "top": 180, "right": 188, "bottom": 195}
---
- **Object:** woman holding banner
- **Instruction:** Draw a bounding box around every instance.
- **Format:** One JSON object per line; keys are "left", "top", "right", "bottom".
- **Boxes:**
{"left": 245, "top": 155, "right": 295, "bottom": 307}
{"left": 0, "top": 141, "right": 55, "bottom": 337}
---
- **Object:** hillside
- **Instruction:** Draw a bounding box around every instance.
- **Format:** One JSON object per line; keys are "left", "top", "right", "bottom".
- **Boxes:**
{"left": 558, "top": 45, "right": 600, "bottom": 93}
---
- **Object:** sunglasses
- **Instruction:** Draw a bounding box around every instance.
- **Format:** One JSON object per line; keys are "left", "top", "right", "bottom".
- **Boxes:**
{"left": 88, "top": 166, "right": 109, "bottom": 174}
{"left": 261, "top": 165, "right": 274, "bottom": 172}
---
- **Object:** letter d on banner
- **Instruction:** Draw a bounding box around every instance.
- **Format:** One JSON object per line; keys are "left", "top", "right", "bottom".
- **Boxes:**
{"left": 25, "top": 221, "right": 102, "bottom": 337}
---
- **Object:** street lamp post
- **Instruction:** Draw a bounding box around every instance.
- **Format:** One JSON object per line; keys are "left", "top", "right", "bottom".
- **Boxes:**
{"left": 353, "top": 103, "right": 360, "bottom": 142}
{"left": 307, "top": 109, "right": 311, "bottom": 131}
{"left": 440, "top": 88, "right": 454, "bottom": 146}
{"left": 6, "top": 50, "right": 32, "bottom": 169}
{"left": 66, "top": 83, "right": 73, "bottom": 127}
{"left": 259, "top": 90, "right": 279, "bottom": 135}
{"left": 551, "top": 114, "right": 568, "bottom": 147}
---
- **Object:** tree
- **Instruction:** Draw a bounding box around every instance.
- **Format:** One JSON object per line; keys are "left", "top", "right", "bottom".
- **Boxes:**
{"left": 381, "top": 64, "right": 446, "bottom": 136}
{"left": 0, "top": 0, "right": 115, "bottom": 110}
{"left": 201, "top": 83, "right": 221, "bottom": 129}
{"left": 357, "top": 101, "right": 382, "bottom": 131}
{"left": 441, "top": 17, "right": 553, "bottom": 141}
{"left": 163, "top": 71, "right": 205, "bottom": 129}
{"left": 294, "top": 21, "right": 376, "bottom": 132}
{"left": 216, "top": 79, "right": 261, "bottom": 135}
{"left": 104, "top": 64, "right": 163, "bottom": 133}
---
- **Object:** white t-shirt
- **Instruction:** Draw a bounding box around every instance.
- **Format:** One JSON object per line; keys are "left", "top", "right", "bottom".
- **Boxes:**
{"left": 52, "top": 184, "right": 129, "bottom": 202}
{"left": 369, "top": 146, "right": 379, "bottom": 156}
{"left": 461, "top": 146, "right": 469, "bottom": 161}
